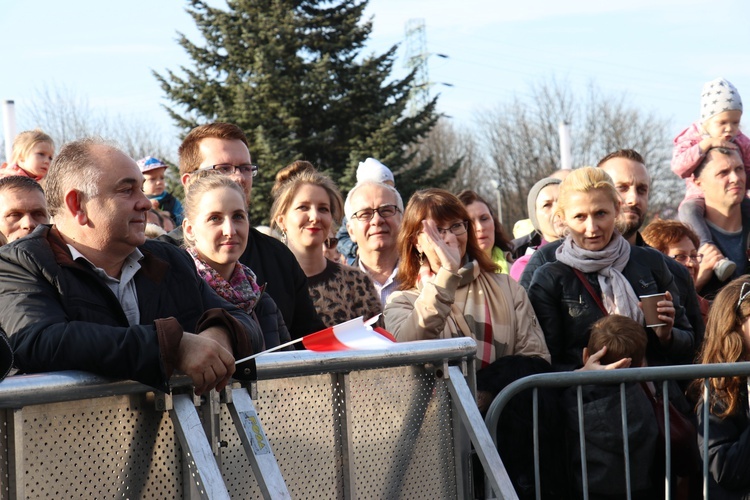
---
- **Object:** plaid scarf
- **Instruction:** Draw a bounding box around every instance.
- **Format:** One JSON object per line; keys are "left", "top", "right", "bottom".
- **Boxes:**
{"left": 188, "top": 247, "right": 262, "bottom": 314}
{"left": 419, "top": 260, "right": 512, "bottom": 368}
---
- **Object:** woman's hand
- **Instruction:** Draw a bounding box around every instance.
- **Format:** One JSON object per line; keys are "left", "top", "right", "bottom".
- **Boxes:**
{"left": 418, "top": 219, "right": 461, "bottom": 273}
{"left": 577, "top": 346, "right": 631, "bottom": 371}
{"left": 651, "top": 290, "right": 676, "bottom": 345}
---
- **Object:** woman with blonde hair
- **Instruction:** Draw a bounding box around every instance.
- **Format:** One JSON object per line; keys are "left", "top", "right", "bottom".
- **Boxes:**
{"left": 695, "top": 276, "right": 750, "bottom": 498}
{"left": 271, "top": 163, "right": 381, "bottom": 327}
{"left": 527, "top": 167, "right": 695, "bottom": 371}
{"left": 182, "top": 170, "right": 290, "bottom": 349}
{"left": 0, "top": 129, "right": 55, "bottom": 181}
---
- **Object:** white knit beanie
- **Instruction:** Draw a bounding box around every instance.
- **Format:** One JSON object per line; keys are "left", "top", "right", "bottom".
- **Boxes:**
{"left": 701, "top": 77, "right": 743, "bottom": 123}
{"left": 356, "top": 158, "right": 394, "bottom": 184}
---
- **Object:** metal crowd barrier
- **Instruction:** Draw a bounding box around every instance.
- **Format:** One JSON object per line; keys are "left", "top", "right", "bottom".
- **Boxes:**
{"left": 485, "top": 361, "right": 750, "bottom": 500}
{"left": 0, "top": 338, "right": 518, "bottom": 499}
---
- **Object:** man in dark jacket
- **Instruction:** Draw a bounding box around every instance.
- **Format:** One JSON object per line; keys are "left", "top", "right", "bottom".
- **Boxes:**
{"left": 0, "top": 138, "right": 264, "bottom": 394}
{"left": 163, "top": 122, "right": 325, "bottom": 340}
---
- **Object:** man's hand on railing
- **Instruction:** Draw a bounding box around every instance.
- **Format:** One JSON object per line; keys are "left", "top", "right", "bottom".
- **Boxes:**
{"left": 177, "top": 332, "right": 236, "bottom": 395}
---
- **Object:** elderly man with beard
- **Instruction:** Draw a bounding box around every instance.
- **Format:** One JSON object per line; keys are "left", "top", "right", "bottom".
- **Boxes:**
{"left": 520, "top": 149, "right": 704, "bottom": 352}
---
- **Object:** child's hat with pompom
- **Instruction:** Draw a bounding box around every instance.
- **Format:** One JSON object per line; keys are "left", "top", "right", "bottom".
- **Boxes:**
{"left": 701, "top": 77, "right": 743, "bottom": 123}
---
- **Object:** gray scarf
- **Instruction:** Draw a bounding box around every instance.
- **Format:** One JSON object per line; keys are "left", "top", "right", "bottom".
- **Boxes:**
{"left": 556, "top": 232, "right": 645, "bottom": 324}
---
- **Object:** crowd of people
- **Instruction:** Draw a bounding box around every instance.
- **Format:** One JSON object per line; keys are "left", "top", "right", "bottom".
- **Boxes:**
{"left": 0, "top": 76, "right": 749, "bottom": 497}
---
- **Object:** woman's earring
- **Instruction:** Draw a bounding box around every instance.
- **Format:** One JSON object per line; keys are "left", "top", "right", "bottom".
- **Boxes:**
{"left": 418, "top": 252, "right": 424, "bottom": 266}
{"left": 281, "top": 229, "right": 288, "bottom": 245}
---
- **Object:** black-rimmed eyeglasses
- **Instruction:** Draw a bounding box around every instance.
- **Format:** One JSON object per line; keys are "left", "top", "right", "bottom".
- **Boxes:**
{"left": 436, "top": 221, "right": 469, "bottom": 236}
{"left": 200, "top": 163, "right": 259, "bottom": 177}
{"left": 351, "top": 205, "right": 401, "bottom": 222}
{"left": 670, "top": 253, "right": 703, "bottom": 265}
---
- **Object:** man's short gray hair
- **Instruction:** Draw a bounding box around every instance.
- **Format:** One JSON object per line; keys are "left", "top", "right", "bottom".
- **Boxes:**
{"left": 344, "top": 181, "right": 404, "bottom": 220}
{"left": 45, "top": 137, "right": 114, "bottom": 217}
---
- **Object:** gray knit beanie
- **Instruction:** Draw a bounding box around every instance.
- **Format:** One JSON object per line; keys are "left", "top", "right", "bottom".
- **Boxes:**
{"left": 528, "top": 177, "right": 562, "bottom": 231}
{"left": 701, "top": 77, "right": 743, "bottom": 123}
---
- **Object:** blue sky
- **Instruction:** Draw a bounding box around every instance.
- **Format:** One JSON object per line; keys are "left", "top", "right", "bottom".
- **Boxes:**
{"left": 2, "top": 0, "right": 749, "bottom": 157}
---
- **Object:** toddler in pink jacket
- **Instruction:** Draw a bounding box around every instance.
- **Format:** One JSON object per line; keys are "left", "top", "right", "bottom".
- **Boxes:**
{"left": 0, "top": 129, "right": 55, "bottom": 182}
{"left": 673, "top": 77, "right": 750, "bottom": 282}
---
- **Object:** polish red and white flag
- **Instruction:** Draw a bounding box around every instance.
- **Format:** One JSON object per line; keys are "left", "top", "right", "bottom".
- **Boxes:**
{"left": 302, "top": 315, "right": 397, "bottom": 352}
{"left": 235, "top": 315, "right": 396, "bottom": 365}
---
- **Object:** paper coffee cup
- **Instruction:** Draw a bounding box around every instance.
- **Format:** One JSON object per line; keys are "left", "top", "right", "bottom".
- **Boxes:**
{"left": 640, "top": 293, "right": 667, "bottom": 328}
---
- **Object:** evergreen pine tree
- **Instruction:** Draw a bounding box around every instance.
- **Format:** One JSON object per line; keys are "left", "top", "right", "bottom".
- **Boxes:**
{"left": 155, "top": 0, "right": 457, "bottom": 223}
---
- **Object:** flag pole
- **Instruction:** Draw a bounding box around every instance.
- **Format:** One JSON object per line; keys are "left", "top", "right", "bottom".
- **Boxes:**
{"left": 235, "top": 337, "right": 303, "bottom": 364}
{"left": 235, "top": 314, "right": 383, "bottom": 364}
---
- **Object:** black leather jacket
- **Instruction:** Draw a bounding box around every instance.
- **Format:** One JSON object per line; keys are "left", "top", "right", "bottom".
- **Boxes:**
{"left": 0, "top": 225, "right": 264, "bottom": 391}
{"left": 527, "top": 244, "right": 696, "bottom": 371}
{"left": 521, "top": 235, "right": 705, "bottom": 356}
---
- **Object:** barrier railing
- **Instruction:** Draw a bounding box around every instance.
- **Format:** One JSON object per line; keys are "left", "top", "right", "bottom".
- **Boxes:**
{"left": 484, "top": 362, "right": 750, "bottom": 500}
{"left": 0, "top": 338, "right": 518, "bottom": 499}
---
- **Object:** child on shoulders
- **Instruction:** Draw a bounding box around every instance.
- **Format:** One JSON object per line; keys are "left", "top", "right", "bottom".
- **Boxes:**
{"left": 673, "top": 77, "right": 750, "bottom": 282}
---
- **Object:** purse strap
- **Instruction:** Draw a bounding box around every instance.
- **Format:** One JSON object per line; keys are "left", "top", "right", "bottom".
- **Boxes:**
{"left": 573, "top": 268, "right": 608, "bottom": 316}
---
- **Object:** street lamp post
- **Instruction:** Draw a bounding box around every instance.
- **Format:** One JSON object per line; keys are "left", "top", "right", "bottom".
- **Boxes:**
{"left": 2, "top": 100, "right": 16, "bottom": 162}
{"left": 489, "top": 179, "right": 502, "bottom": 226}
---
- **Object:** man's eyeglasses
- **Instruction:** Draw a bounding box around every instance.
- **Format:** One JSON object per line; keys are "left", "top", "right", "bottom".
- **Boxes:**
{"left": 738, "top": 282, "right": 750, "bottom": 313}
{"left": 324, "top": 237, "right": 339, "bottom": 249}
{"left": 351, "top": 205, "right": 401, "bottom": 222}
{"left": 200, "top": 163, "right": 259, "bottom": 177}
{"left": 436, "top": 221, "right": 469, "bottom": 236}
{"left": 670, "top": 253, "right": 703, "bottom": 265}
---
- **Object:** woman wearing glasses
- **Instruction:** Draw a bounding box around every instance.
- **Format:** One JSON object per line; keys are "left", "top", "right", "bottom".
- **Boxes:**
{"left": 271, "top": 163, "right": 382, "bottom": 327}
{"left": 383, "top": 189, "right": 550, "bottom": 395}
{"left": 527, "top": 167, "right": 695, "bottom": 372}
{"left": 694, "top": 277, "right": 750, "bottom": 499}
{"left": 642, "top": 219, "right": 715, "bottom": 324}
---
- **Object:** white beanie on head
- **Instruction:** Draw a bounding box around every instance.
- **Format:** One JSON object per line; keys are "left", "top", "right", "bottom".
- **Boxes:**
{"left": 356, "top": 158, "right": 394, "bottom": 185}
{"left": 701, "top": 77, "right": 743, "bottom": 123}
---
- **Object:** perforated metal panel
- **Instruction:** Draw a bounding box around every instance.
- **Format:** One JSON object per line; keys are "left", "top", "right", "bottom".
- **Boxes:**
{"left": 8, "top": 394, "right": 185, "bottom": 499}
{"left": 219, "top": 366, "right": 457, "bottom": 499}
{"left": 220, "top": 373, "right": 345, "bottom": 499}
{"left": 0, "top": 411, "right": 9, "bottom": 499}
{"left": 0, "top": 350, "right": 470, "bottom": 499}
{"left": 347, "top": 366, "right": 456, "bottom": 499}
